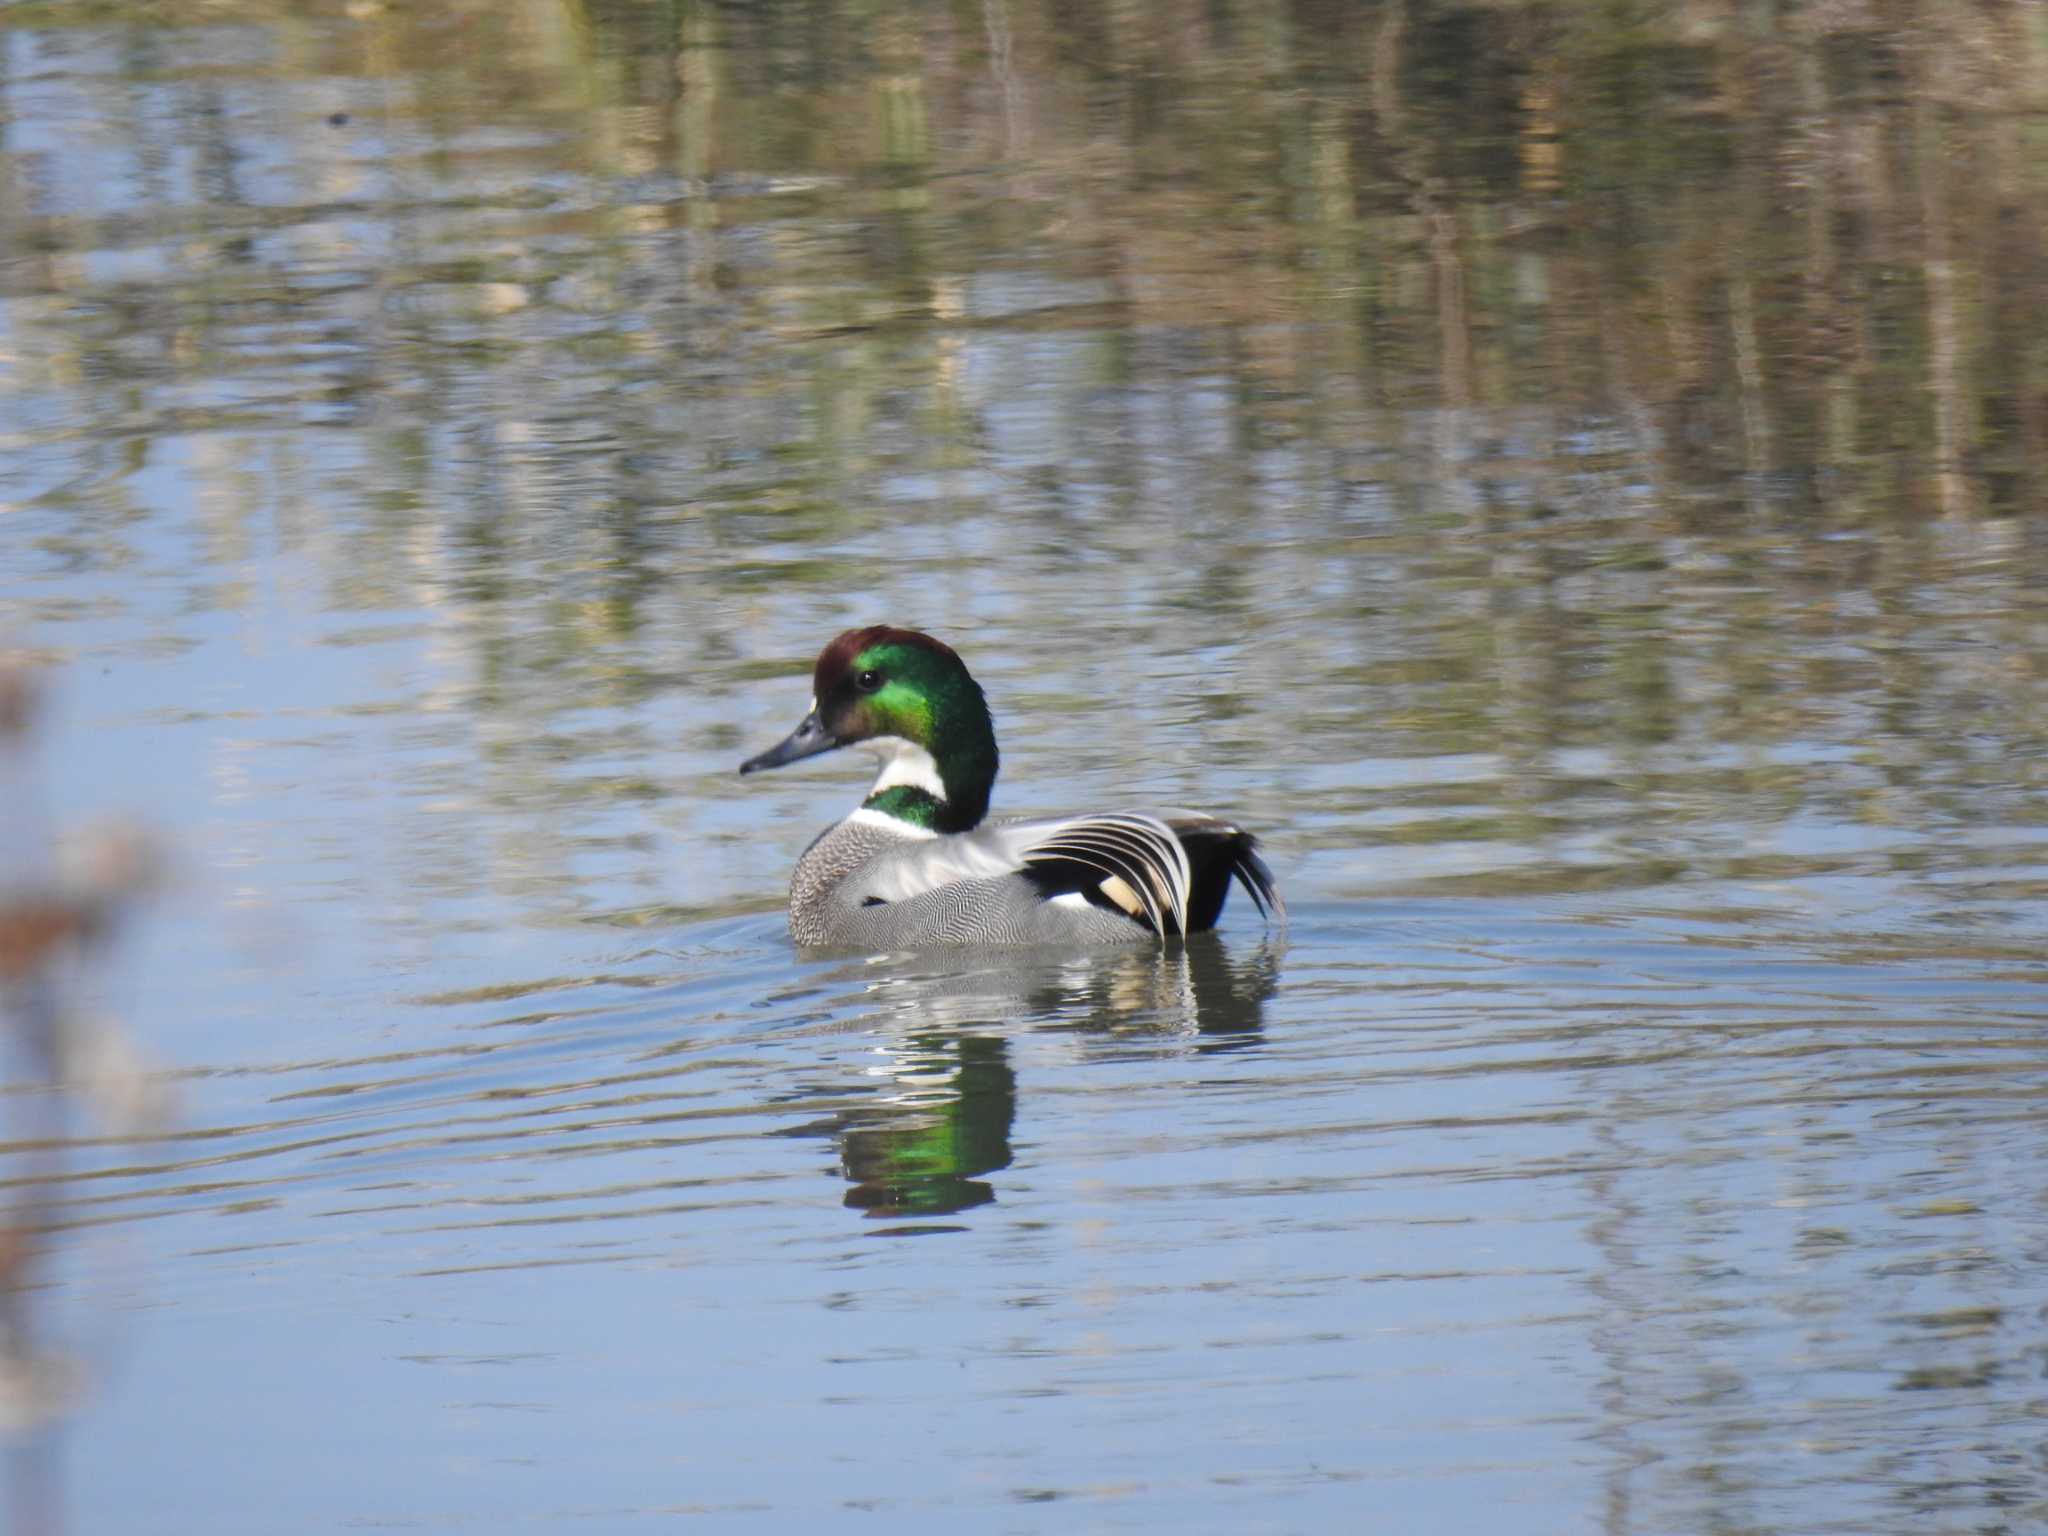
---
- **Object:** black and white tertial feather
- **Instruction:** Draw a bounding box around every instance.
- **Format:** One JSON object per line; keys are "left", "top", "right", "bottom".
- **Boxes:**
{"left": 1022, "top": 813, "right": 1192, "bottom": 934}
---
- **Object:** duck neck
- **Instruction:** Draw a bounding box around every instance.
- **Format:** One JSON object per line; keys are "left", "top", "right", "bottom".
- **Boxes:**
{"left": 859, "top": 724, "right": 996, "bottom": 835}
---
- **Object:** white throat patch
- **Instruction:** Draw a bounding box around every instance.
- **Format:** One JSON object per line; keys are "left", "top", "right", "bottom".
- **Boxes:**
{"left": 862, "top": 735, "right": 947, "bottom": 801}
{"left": 845, "top": 806, "right": 938, "bottom": 840}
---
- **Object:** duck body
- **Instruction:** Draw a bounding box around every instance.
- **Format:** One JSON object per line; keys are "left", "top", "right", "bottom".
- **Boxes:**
{"left": 741, "top": 627, "right": 1282, "bottom": 950}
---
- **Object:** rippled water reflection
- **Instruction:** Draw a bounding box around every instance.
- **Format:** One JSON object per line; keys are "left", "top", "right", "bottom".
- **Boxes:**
{"left": 5, "top": 0, "right": 2048, "bottom": 1530}
{"left": 64, "top": 904, "right": 2048, "bottom": 1531}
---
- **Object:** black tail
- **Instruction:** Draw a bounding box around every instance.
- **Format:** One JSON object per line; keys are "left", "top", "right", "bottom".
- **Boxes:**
{"left": 1169, "top": 816, "right": 1285, "bottom": 933}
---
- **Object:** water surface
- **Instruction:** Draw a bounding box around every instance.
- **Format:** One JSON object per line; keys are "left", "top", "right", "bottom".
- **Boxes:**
{"left": 5, "top": 2, "right": 2048, "bottom": 1531}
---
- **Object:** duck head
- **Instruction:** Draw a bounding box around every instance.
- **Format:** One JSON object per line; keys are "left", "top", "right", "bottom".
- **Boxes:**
{"left": 739, "top": 626, "right": 999, "bottom": 833}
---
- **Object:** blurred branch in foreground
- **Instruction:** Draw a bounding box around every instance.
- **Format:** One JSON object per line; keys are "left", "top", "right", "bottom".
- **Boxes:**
{"left": 0, "top": 659, "right": 171, "bottom": 1536}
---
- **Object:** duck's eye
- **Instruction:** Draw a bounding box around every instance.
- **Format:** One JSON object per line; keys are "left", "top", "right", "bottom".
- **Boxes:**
{"left": 855, "top": 669, "right": 882, "bottom": 693}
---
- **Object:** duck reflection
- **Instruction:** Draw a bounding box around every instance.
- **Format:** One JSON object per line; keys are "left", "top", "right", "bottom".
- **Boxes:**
{"left": 1036, "top": 933, "right": 1280, "bottom": 1054}
{"left": 791, "top": 937, "right": 1282, "bottom": 1220}
{"left": 839, "top": 1032, "right": 1014, "bottom": 1218}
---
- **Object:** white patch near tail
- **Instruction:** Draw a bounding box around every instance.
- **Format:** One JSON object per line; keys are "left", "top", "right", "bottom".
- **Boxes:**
{"left": 1052, "top": 876, "right": 1149, "bottom": 918}
{"left": 1096, "top": 875, "right": 1144, "bottom": 918}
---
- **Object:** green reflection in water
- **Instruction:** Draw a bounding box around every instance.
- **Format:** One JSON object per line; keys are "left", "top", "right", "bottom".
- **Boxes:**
{"left": 839, "top": 1032, "right": 1016, "bottom": 1220}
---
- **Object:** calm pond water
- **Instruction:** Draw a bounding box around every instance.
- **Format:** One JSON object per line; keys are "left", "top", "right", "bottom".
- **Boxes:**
{"left": 5, "top": 1, "right": 2048, "bottom": 1531}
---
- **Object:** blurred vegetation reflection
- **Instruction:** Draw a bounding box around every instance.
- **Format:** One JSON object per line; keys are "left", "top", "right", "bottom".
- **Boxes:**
{"left": 3, "top": 0, "right": 2032, "bottom": 512}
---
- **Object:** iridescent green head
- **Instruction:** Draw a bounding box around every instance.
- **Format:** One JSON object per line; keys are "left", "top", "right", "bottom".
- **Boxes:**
{"left": 739, "top": 626, "right": 999, "bottom": 832}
